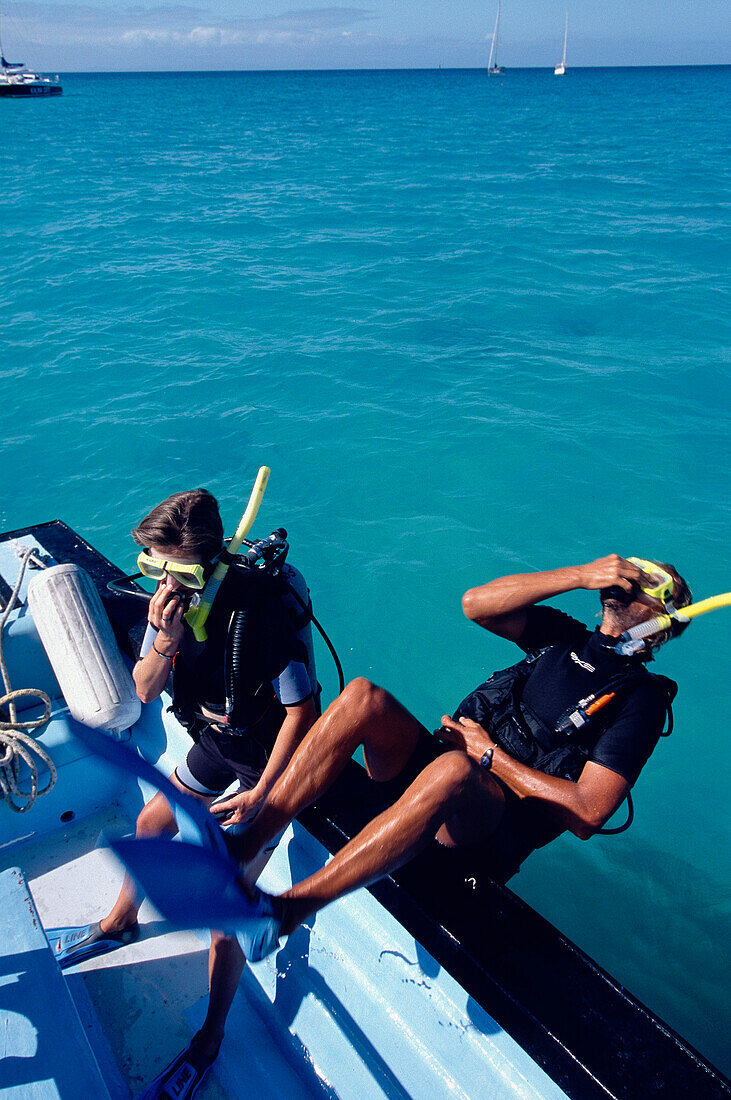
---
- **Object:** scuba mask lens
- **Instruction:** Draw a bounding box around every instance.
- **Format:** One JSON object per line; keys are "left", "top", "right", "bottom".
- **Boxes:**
{"left": 165, "top": 564, "right": 207, "bottom": 590}
{"left": 137, "top": 550, "right": 166, "bottom": 581}
{"left": 627, "top": 558, "right": 674, "bottom": 605}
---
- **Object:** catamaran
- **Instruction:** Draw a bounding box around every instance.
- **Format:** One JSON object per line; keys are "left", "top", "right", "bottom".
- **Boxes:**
{"left": 554, "top": 11, "right": 568, "bottom": 76}
{"left": 488, "top": 1, "right": 505, "bottom": 75}
{"left": 0, "top": 4, "right": 61, "bottom": 96}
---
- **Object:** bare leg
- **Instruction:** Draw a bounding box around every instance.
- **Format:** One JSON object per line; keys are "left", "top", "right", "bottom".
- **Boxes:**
{"left": 189, "top": 932, "right": 246, "bottom": 1061}
{"left": 236, "top": 678, "right": 426, "bottom": 864}
{"left": 279, "top": 751, "right": 505, "bottom": 935}
{"left": 192, "top": 846, "right": 275, "bottom": 1061}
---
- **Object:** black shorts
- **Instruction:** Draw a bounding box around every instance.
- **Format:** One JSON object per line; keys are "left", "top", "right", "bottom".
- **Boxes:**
{"left": 175, "top": 721, "right": 271, "bottom": 796}
{"left": 376, "top": 733, "right": 562, "bottom": 885}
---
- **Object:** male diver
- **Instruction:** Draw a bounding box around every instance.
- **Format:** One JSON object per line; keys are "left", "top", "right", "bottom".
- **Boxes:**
{"left": 47, "top": 487, "right": 318, "bottom": 1097}
{"left": 219, "top": 554, "right": 692, "bottom": 961}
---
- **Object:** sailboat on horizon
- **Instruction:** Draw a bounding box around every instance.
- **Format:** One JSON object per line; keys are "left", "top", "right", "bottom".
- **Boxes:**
{"left": 487, "top": 1, "right": 505, "bottom": 75}
{"left": 554, "top": 10, "right": 568, "bottom": 75}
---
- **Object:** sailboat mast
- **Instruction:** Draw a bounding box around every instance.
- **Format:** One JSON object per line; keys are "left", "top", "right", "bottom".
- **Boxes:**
{"left": 488, "top": 1, "right": 500, "bottom": 70}
{"left": 562, "top": 10, "right": 568, "bottom": 67}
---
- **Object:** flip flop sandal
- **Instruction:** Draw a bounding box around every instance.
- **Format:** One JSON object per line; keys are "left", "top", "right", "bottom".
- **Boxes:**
{"left": 135, "top": 1037, "right": 221, "bottom": 1100}
{"left": 45, "top": 920, "right": 140, "bottom": 968}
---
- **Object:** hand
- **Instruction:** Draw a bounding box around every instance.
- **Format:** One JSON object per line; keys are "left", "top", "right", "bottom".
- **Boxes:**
{"left": 210, "top": 787, "right": 265, "bottom": 826}
{"left": 437, "top": 715, "right": 495, "bottom": 763}
{"left": 577, "top": 555, "right": 650, "bottom": 595}
{"left": 148, "top": 579, "right": 186, "bottom": 646}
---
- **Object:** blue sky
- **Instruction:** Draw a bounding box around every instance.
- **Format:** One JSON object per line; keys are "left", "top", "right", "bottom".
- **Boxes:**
{"left": 2, "top": 1, "right": 729, "bottom": 71}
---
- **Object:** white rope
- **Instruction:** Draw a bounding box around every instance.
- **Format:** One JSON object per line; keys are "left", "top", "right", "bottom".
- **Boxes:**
{"left": 0, "top": 545, "right": 56, "bottom": 812}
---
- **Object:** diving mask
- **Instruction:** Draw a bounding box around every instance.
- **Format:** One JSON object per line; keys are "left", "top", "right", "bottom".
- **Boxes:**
{"left": 626, "top": 558, "right": 675, "bottom": 605}
{"left": 136, "top": 550, "right": 208, "bottom": 590}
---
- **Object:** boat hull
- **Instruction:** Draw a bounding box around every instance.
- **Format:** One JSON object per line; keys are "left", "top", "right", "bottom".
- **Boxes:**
{"left": 0, "top": 82, "right": 62, "bottom": 96}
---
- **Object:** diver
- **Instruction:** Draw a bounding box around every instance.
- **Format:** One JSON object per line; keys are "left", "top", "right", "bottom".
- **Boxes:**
{"left": 48, "top": 485, "right": 318, "bottom": 1098}
{"left": 219, "top": 554, "right": 695, "bottom": 960}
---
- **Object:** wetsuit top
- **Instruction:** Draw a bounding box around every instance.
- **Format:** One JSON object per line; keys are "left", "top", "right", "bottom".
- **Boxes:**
{"left": 140, "top": 562, "right": 317, "bottom": 724}
{"left": 516, "top": 604, "right": 671, "bottom": 785}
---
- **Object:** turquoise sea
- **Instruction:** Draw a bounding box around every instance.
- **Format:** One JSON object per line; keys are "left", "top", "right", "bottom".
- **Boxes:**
{"left": 2, "top": 67, "right": 729, "bottom": 1074}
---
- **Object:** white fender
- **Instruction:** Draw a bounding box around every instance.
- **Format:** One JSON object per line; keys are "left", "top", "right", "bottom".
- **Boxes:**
{"left": 27, "top": 564, "right": 141, "bottom": 736}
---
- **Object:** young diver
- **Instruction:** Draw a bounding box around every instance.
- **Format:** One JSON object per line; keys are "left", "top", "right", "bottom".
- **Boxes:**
{"left": 47, "top": 486, "right": 318, "bottom": 1098}
{"left": 216, "top": 553, "right": 695, "bottom": 958}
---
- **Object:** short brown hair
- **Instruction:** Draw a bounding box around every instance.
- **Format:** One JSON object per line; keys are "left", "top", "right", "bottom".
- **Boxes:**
{"left": 132, "top": 489, "right": 223, "bottom": 560}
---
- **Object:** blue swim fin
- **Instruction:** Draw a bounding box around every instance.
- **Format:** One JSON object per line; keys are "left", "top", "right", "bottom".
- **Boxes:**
{"left": 108, "top": 836, "right": 282, "bottom": 958}
{"left": 73, "top": 723, "right": 281, "bottom": 945}
{"left": 109, "top": 836, "right": 255, "bottom": 929}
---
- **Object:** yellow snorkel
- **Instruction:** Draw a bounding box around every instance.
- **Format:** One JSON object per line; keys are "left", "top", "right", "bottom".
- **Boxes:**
{"left": 184, "top": 466, "right": 271, "bottom": 642}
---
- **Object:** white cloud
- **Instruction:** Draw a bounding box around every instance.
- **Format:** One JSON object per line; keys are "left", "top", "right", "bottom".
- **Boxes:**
{"left": 5, "top": 2, "right": 375, "bottom": 48}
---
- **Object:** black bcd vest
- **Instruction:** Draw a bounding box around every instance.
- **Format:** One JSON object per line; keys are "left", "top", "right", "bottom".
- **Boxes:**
{"left": 171, "top": 561, "right": 309, "bottom": 737}
{"left": 452, "top": 646, "right": 677, "bottom": 782}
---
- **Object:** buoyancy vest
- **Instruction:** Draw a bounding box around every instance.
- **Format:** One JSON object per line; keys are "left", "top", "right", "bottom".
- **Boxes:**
{"left": 171, "top": 560, "right": 310, "bottom": 737}
{"left": 452, "top": 646, "right": 677, "bottom": 782}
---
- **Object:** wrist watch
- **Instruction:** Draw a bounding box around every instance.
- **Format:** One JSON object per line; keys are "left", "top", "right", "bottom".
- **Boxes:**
{"left": 480, "top": 747, "right": 495, "bottom": 771}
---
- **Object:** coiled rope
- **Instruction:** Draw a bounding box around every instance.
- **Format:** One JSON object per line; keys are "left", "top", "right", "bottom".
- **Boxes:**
{"left": 0, "top": 545, "right": 55, "bottom": 812}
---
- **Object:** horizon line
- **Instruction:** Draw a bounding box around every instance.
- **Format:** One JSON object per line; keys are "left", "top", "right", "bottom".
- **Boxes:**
{"left": 52, "top": 62, "right": 731, "bottom": 74}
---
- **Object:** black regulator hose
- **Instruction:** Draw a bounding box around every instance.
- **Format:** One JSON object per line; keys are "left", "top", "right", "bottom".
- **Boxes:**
{"left": 226, "top": 605, "right": 256, "bottom": 714}
{"left": 106, "top": 573, "right": 156, "bottom": 604}
{"left": 283, "top": 580, "right": 345, "bottom": 695}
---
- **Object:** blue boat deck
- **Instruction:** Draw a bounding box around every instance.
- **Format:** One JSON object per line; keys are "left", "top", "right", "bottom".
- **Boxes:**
{"left": 2, "top": 734, "right": 568, "bottom": 1099}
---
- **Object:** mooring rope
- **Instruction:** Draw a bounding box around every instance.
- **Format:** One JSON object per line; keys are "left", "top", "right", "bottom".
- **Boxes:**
{"left": 0, "top": 545, "right": 55, "bottom": 812}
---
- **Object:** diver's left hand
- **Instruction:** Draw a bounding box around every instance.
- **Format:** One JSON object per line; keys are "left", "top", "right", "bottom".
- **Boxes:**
{"left": 438, "top": 715, "right": 495, "bottom": 763}
{"left": 210, "top": 787, "right": 265, "bottom": 826}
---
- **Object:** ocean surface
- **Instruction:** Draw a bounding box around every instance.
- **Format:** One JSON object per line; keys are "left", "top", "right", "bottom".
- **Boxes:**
{"left": 1, "top": 66, "right": 729, "bottom": 1074}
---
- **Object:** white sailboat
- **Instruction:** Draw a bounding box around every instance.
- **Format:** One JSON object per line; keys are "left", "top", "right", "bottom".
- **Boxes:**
{"left": 488, "top": 1, "right": 505, "bottom": 75}
{"left": 554, "top": 10, "right": 567, "bottom": 75}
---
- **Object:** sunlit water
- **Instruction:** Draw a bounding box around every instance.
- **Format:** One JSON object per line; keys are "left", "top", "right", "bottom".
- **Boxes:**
{"left": 1, "top": 66, "right": 729, "bottom": 1072}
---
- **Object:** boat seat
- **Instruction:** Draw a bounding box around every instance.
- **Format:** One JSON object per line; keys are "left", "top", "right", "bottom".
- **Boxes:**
{"left": 0, "top": 867, "right": 111, "bottom": 1098}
